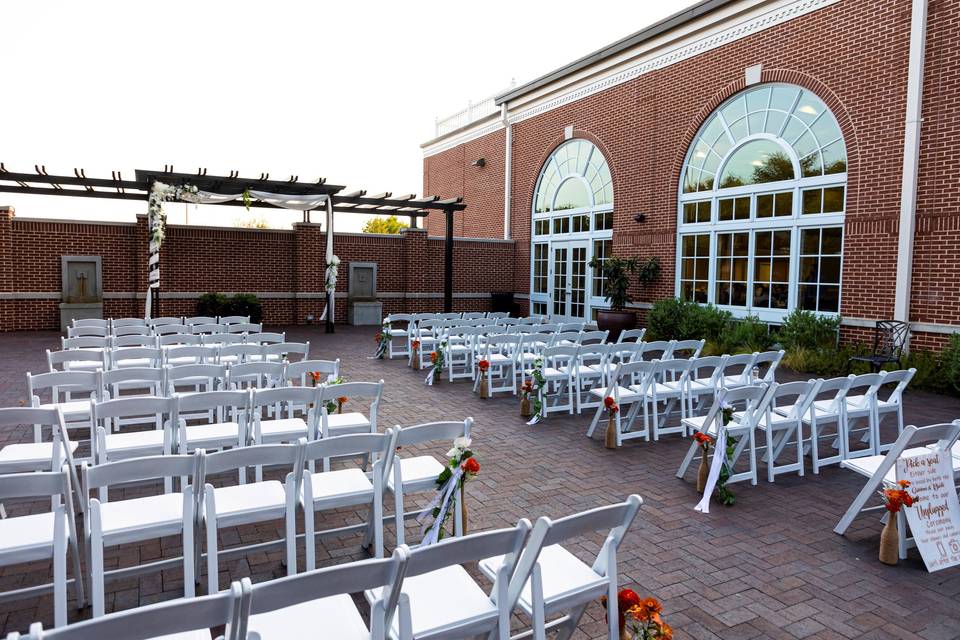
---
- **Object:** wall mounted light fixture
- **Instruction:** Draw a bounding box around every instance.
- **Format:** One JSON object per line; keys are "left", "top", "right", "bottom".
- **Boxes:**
{"left": 633, "top": 213, "right": 647, "bottom": 223}
{"left": 471, "top": 158, "right": 486, "bottom": 168}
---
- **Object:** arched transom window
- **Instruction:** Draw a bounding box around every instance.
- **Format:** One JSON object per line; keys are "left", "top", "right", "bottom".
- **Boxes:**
{"left": 677, "top": 83, "right": 847, "bottom": 320}
{"left": 530, "top": 139, "right": 614, "bottom": 321}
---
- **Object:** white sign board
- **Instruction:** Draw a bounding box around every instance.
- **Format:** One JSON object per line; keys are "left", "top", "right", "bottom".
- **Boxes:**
{"left": 897, "top": 450, "right": 960, "bottom": 572}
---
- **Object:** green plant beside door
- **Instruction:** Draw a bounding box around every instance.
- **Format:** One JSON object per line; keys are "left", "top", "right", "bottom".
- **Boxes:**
{"left": 590, "top": 255, "right": 660, "bottom": 340}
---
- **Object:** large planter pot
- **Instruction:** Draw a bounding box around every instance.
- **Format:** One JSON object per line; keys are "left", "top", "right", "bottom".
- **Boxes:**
{"left": 596, "top": 309, "right": 637, "bottom": 342}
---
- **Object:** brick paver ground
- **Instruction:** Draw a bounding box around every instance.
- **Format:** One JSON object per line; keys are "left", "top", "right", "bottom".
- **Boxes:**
{"left": 2, "top": 325, "right": 960, "bottom": 638}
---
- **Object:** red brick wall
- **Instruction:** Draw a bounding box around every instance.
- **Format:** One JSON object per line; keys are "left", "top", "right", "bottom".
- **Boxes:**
{"left": 422, "top": 0, "right": 960, "bottom": 349}
{"left": 0, "top": 213, "right": 516, "bottom": 331}
{"left": 424, "top": 128, "right": 506, "bottom": 239}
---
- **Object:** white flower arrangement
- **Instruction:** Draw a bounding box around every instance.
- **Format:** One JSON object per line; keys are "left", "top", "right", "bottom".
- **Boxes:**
{"left": 148, "top": 181, "right": 200, "bottom": 248}
{"left": 324, "top": 254, "right": 340, "bottom": 293}
{"left": 445, "top": 437, "right": 472, "bottom": 459}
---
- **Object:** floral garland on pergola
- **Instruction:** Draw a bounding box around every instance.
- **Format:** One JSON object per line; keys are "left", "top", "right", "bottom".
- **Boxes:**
{"left": 147, "top": 181, "right": 200, "bottom": 248}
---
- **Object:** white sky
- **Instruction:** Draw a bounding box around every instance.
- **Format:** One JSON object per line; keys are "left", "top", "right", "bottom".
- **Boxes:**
{"left": 3, "top": 1, "right": 694, "bottom": 231}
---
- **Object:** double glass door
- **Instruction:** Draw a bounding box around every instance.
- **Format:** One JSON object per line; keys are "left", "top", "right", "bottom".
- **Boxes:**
{"left": 550, "top": 240, "right": 589, "bottom": 321}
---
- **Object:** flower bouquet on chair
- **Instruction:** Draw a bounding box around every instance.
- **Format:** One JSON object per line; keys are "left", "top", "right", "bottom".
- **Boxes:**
{"left": 477, "top": 359, "right": 490, "bottom": 398}
{"left": 417, "top": 438, "right": 480, "bottom": 543}
{"left": 878, "top": 480, "right": 919, "bottom": 565}
{"left": 373, "top": 321, "right": 390, "bottom": 359}
{"left": 691, "top": 432, "right": 713, "bottom": 493}
{"left": 424, "top": 341, "right": 446, "bottom": 386}
{"left": 604, "top": 396, "right": 620, "bottom": 449}
{"left": 520, "top": 379, "right": 534, "bottom": 417}
{"left": 409, "top": 339, "right": 420, "bottom": 368}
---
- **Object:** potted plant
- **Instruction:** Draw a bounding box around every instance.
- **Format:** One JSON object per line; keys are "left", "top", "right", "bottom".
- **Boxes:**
{"left": 590, "top": 255, "right": 659, "bottom": 341}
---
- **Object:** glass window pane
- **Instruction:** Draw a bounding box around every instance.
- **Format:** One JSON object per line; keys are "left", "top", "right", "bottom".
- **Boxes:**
{"left": 716, "top": 282, "right": 730, "bottom": 305}
{"left": 820, "top": 256, "right": 841, "bottom": 283}
{"left": 682, "top": 235, "right": 695, "bottom": 255}
{"left": 757, "top": 194, "right": 773, "bottom": 218}
{"left": 683, "top": 202, "right": 696, "bottom": 223}
{"left": 746, "top": 86, "right": 771, "bottom": 114}
{"left": 811, "top": 113, "right": 842, "bottom": 147}
{"left": 800, "top": 151, "right": 823, "bottom": 177}
{"left": 802, "top": 188, "right": 823, "bottom": 214}
{"left": 719, "top": 139, "right": 794, "bottom": 188}
{"left": 801, "top": 229, "right": 820, "bottom": 254}
{"left": 732, "top": 258, "right": 748, "bottom": 280}
{"left": 681, "top": 260, "right": 694, "bottom": 279}
{"left": 756, "top": 231, "right": 772, "bottom": 254}
{"left": 553, "top": 179, "right": 590, "bottom": 211}
{"left": 735, "top": 197, "right": 750, "bottom": 220}
{"left": 798, "top": 284, "right": 818, "bottom": 310}
{"left": 821, "top": 227, "right": 843, "bottom": 254}
{"left": 799, "top": 257, "right": 819, "bottom": 283}
{"left": 681, "top": 282, "right": 693, "bottom": 301}
{"left": 771, "top": 257, "right": 790, "bottom": 281}
{"left": 771, "top": 283, "right": 789, "bottom": 309}
{"left": 819, "top": 285, "right": 840, "bottom": 312}
{"left": 754, "top": 284, "right": 770, "bottom": 308}
{"left": 696, "top": 234, "right": 710, "bottom": 254}
{"left": 731, "top": 283, "right": 748, "bottom": 306}
{"left": 794, "top": 91, "right": 825, "bottom": 125}
{"left": 719, "top": 198, "right": 733, "bottom": 221}
{"left": 695, "top": 258, "right": 709, "bottom": 280}
{"left": 773, "top": 230, "right": 791, "bottom": 255}
{"left": 822, "top": 140, "right": 847, "bottom": 174}
{"left": 770, "top": 85, "right": 801, "bottom": 114}
{"left": 733, "top": 233, "right": 749, "bottom": 255}
{"left": 693, "top": 282, "right": 708, "bottom": 304}
{"left": 774, "top": 192, "right": 793, "bottom": 216}
{"left": 823, "top": 186, "right": 845, "bottom": 213}
{"left": 754, "top": 258, "right": 772, "bottom": 281}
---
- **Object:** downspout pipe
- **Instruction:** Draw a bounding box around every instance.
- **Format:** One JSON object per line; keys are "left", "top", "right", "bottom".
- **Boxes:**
{"left": 893, "top": 0, "right": 928, "bottom": 336}
{"left": 502, "top": 103, "right": 512, "bottom": 240}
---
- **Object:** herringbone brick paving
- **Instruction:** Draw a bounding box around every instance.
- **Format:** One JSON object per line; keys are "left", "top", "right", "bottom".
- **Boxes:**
{"left": 1, "top": 325, "right": 959, "bottom": 639}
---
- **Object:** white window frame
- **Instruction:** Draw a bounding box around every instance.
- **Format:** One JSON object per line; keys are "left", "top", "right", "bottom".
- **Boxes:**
{"left": 675, "top": 84, "right": 847, "bottom": 323}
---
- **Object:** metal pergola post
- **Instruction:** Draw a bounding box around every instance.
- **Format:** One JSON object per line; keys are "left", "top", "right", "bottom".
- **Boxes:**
{"left": 444, "top": 209, "right": 454, "bottom": 313}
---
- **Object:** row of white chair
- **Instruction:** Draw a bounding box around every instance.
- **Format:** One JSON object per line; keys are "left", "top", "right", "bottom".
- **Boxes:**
{"left": 382, "top": 313, "right": 548, "bottom": 360}
{"left": 4, "top": 492, "right": 642, "bottom": 639}
{"left": 61, "top": 332, "right": 284, "bottom": 350}
{"left": 67, "top": 323, "right": 265, "bottom": 338}
{"left": 50, "top": 340, "right": 304, "bottom": 372}
{"left": 73, "top": 316, "right": 251, "bottom": 330}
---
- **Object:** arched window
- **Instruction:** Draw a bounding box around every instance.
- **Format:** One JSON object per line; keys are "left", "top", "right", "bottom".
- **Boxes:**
{"left": 530, "top": 139, "right": 614, "bottom": 320}
{"left": 677, "top": 84, "right": 847, "bottom": 319}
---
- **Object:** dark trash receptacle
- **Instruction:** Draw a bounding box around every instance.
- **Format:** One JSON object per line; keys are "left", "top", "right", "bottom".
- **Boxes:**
{"left": 491, "top": 292, "right": 514, "bottom": 314}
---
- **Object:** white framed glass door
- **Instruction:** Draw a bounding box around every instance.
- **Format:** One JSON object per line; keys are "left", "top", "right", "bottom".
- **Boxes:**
{"left": 550, "top": 240, "right": 589, "bottom": 321}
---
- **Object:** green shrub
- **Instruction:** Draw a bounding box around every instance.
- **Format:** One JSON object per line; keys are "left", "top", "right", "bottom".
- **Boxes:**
{"left": 196, "top": 293, "right": 229, "bottom": 318}
{"left": 647, "top": 298, "right": 731, "bottom": 342}
{"left": 942, "top": 334, "right": 960, "bottom": 393}
{"left": 899, "top": 349, "right": 949, "bottom": 395}
{"left": 720, "top": 315, "right": 773, "bottom": 353}
{"left": 778, "top": 309, "right": 840, "bottom": 350}
{"left": 228, "top": 294, "right": 263, "bottom": 324}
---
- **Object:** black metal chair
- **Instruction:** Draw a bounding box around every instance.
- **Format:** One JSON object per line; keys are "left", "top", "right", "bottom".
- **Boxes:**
{"left": 848, "top": 320, "right": 909, "bottom": 372}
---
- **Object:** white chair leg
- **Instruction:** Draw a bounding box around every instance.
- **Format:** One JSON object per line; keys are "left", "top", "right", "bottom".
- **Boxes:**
{"left": 53, "top": 509, "right": 67, "bottom": 627}
{"left": 304, "top": 506, "right": 316, "bottom": 572}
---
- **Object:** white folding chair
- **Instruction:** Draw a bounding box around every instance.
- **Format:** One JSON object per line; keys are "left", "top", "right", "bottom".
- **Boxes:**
{"left": 99, "top": 366, "right": 165, "bottom": 402}
{"left": 365, "top": 521, "right": 533, "bottom": 640}
{"left": 226, "top": 362, "right": 285, "bottom": 391}
{"left": 111, "top": 334, "right": 157, "bottom": 348}
{"left": 47, "top": 348, "right": 107, "bottom": 373}
{"left": 81, "top": 454, "right": 199, "bottom": 616}
{"left": 386, "top": 419, "right": 472, "bottom": 547}
{"left": 479, "top": 495, "right": 643, "bottom": 640}
{"left": 671, "top": 338, "right": 705, "bottom": 359}
{"left": 167, "top": 364, "right": 227, "bottom": 400}
{"left": 642, "top": 358, "right": 694, "bottom": 440}
{"left": 191, "top": 323, "right": 225, "bottom": 336}
{"left": 22, "top": 581, "right": 244, "bottom": 640}
{"left": 677, "top": 384, "right": 777, "bottom": 487}
{"left": 250, "top": 387, "right": 319, "bottom": 480}
{"left": 202, "top": 333, "right": 245, "bottom": 347}
{"left": 753, "top": 379, "right": 821, "bottom": 482}
{"left": 186, "top": 316, "right": 219, "bottom": 326}
{"left": 487, "top": 311, "right": 509, "bottom": 320}
{"left": 383, "top": 313, "right": 414, "bottom": 359}
{"left": 718, "top": 352, "right": 758, "bottom": 389}
{"left": 108, "top": 346, "right": 162, "bottom": 369}
{"left": 262, "top": 341, "right": 310, "bottom": 363}
{"left": 0, "top": 470, "right": 85, "bottom": 627}
{"left": 586, "top": 361, "right": 656, "bottom": 446}
{"left": 199, "top": 442, "right": 303, "bottom": 595}
{"left": 89, "top": 397, "right": 176, "bottom": 490}
{"left": 164, "top": 345, "right": 218, "bottom": 366}
{"left": 111, "top": 318, "right": 147, "bottom": 329}
{"left": 685, "top": 355, "right": 728, "bottom": 417}
{"left": 218, "top": 344, "right": 264, "bottom": 366}
{"left": 577, "top": 330, "right": 609, "bottom": 346}
{"left": 219, "top": 315, "right": 250, "bottom": 325}
{"left": 843, "top": 372, "right": 885, "bottom": 459}
{"left": 462, "top": 312, "right": 487, "bottom": 320}
{"left": 558, "top": 322, "right": 585, "bottom": 332}
{"left": 67, "top": 326, "right": 107, "bottom": 338}
{"left": 285, "top": 359, "right": 340, "bottom": 387}
{"left": 779, "top": 375, "right": 851, "bottom": 473}
{"left": 638, "top": 339, "right": 674, "bottom": 361}
{"left": 61, "top": 336, "right": 109, "bottom": 352}
{"left": 0, "top": 408, "right": 81, "bottom": 504}
{"left": 443, "top": 328, "right": 474, "bottom": 382}
{"left": 299, "top": 433, "right": 393, "bottom": 567}
{"left": 27, "top": 371, "right": 100, "bottom": 442}
{"left": 227, "top": 322, "right": 262, "bottom": 334}
{"left": 72, "top": 319, "right": 108, "bottom": 329}
{"left": 149, "top": 317, "right": 185, "bottom": 329}
{"left": 243, "top": 549, "right": 408, "bottom": 640}
{"left": 615, "top": 328, "right": 646, "bottom": 344}
{"left": 533, "top": 346, "right": 577, "bottom": 418}
{"left": 873, "top": 369, "right": 915, "bottom": 452}
{"left": 247, "top": 332, "right": 285, "bottom": 345}
{"left": 752, "top": 349, "right": 784, "bottom": 383}
{"left": 112, "top": 325, "right": 151, "bottom": 337}
{"left": 174, "top": 390, "right": 249, "bottom": 458}
{"left": 318, "top": 381, "right": 382, "bottom": 438}
{"left": 155, "top": 324, "right": 191, "bottom": 336}
{"left": 476, "top": 335, "right": 522, "bottom": 395}
{"left": 834, "top": 422, "right": 960, "bottom": 559}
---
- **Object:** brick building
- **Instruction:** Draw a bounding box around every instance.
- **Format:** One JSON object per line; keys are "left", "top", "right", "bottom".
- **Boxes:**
{"left": 422, "top": 0, "right": 958, "bottom": 349}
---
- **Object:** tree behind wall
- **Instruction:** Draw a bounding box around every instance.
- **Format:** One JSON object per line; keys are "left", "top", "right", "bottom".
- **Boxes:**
{"left": 362, "top": 215, "right": 409, "bottom": 234}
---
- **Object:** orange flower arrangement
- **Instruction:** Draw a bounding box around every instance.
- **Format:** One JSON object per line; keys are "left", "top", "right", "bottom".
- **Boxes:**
{"left": 430, "top": 351, "right": 438, "bottom": 363}
{"left": 411, "top": 339, "right": 421, "bottom": 350}
{"left": 625, "top": 596, "right": 672, "bottom": 639}
{"left": 604, "top": 396, "right": 619, "bottom": 414}
{"left": 309, "top": 371, "right": 323, "bottom": 385}
{"left": 461, "top": 456, "right": 480, "bottom": 476}
{"left": 880, "top": 479, "right": 920, "bottom": 513}
{"left": 520, "top": 379, "right": 534, "bottom": 397}
{"left": 600, "top": 588, "right": 641, "bottom": 632}
{"left": 477, "top": 359, "right": 490, "bottom": 372}
{"left": 337, "top": 396, "right": 348, "bottom": 405}
{"left": 692, "top": 432, "right": 713, "bottom": 448}
{"left": 374, "top": 333, "right": 383, "bottom": 343}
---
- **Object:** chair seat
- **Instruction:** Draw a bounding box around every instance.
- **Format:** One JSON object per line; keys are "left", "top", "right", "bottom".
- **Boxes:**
{"left": 479, "top": 544, "right": 605, "bottom": 613}
{"left": 248, "top": 593, "right": 369, "bottom": 640}
{"left": 102, "top": 429, "right": 166, "bottom": 455}
{"left": 182, "top": 422, "right": 240, "bottom": 446}
{"left": 689, "top": 377, "right": 718, "bottom": 393}
{"left": 37, "top": 399, "right": 90, "bottom": 419}
{"left": 211, "top": 481, "right": 287, "bottom": 521}
{"left": 386, "top": 328, "right": 408, "bottom": 337}
{"left": 681, "top": 414, "right": 714, "bottom": 435}
{"left": 542, "top": 366, "right": 572, "bottom": 379}
{"left": 447, "top": 344, "right": 471, "bottom": 353}
{"left": 722, "top": 374, "right": 751, "bottom": 387}
{"left": 387, "top": 455, "right": 445, "bottom": 490}
{"left": 844, "top": 396, "right": 874, "bottom": 415}
{"left": 367, "top": 565, "right": 496, "bottom": 639}
{"left": 776, "top": 402, "right": 840, "bottom": 422}
{"left": 63, "top": 361, "right": 103, "bottom": 372}
{"left": 259, "top": 417, "right": 308, "bottom": 439}
{"left": 644, "top": 382, "right": 683, "bottom": 398}
{"left": 0, "top": 440, "right": 79, "bottom": 469}
{"left": 304, "top": 468, "right": 372, "bottom": 505}
{"left": 487, "top": 354, "right": 513, "bottom": 364}
{"left": 840, "top": 447, "right": 938, "bottom": 484}
{"left": 325, "top": 412, "right": 371, "bottom": 434}
{"left": 0, "top": 512, "right": 60, "bottom": 559}
{"left": 588, "top": 386, "right": 642, "bottom": 402}
{"left": 98, "top": 492, "right": 187, "bottom": 543}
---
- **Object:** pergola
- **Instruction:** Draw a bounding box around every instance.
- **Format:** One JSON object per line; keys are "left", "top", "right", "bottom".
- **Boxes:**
{"left": 0, "top": 164, "right": 466, "bottom": 331}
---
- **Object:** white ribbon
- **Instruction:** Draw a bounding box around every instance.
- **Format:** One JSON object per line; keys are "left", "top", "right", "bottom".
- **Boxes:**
{"left": 194, "top": 190, "right": 329, "bottom": 211}
{"left": 319, "top": 199, "right": 336, "bottom": 322}
{"left": 417, "top": 467, "right": 464, "bottom": 545}
{"left": 425, "top": 368, "right": 436, "bottom": 385}
{"left": 694, "top": 425, "right": 727, "bottom": 514}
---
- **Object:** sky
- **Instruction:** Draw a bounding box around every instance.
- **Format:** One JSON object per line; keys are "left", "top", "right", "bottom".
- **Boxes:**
{"left": 3, "top": 1, "right": 695, "bottom": 231}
